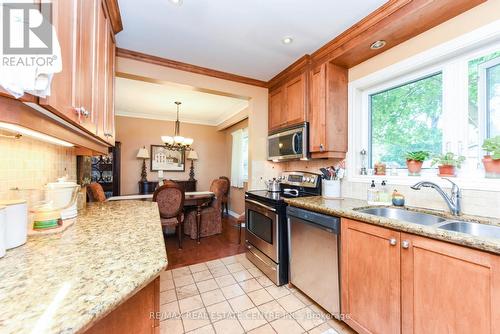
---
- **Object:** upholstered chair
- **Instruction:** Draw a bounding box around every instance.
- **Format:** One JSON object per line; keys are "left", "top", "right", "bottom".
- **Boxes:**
{"left": 153, "top": 181, "right": 185, "bottom": 249}
{"left": 219, "top": 176, "right": 230, "bottom": 215}
{"left": 183, "top": 179, "right": 227, "bottom": 240}
{"left": 87, "top": 183, "right": 107, "bottom": 202}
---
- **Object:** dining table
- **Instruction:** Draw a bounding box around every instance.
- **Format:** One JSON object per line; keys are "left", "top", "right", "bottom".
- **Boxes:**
{"left": 108, "top": 191, "right": 216, "bottom": 244}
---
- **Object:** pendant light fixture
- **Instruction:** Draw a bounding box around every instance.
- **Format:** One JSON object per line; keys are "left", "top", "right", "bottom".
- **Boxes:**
{"left": 161, "top": 101, "right": 194, "bottom": 151}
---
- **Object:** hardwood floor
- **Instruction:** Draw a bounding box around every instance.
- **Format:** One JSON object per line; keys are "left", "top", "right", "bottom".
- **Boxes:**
{"left": 165, "top": 215, "right": 246, "bottom": 270}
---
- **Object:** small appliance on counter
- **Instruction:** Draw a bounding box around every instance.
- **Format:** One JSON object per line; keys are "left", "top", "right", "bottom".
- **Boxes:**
{"left": 268, "top": 123, "right": 309, "bottom": 161}
{"left": 44, "top": 177, "right": 80, "bottom": 220}
{"left": 245, "top": 171, "right": 321, "bottom": 286}
{"left": 0, "top": 199, "right": 28, "bottom": 249}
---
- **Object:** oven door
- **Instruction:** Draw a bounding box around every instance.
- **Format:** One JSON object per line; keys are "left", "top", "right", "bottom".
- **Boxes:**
{"left": 268, "top": 125, "right": 307, "bottom": 161}
{"left": 245, "top": 199, "right": 279, "bottom": 262}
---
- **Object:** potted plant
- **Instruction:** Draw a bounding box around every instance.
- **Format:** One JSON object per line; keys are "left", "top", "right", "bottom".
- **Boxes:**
{"left": 482, "top": 136, "right": 500, "bottom": 178}
{"left": 405, "top": 151, "right": 430, "bottom": 176}
{"left": 431, "top": 152, "right": 466, "bottom": 177}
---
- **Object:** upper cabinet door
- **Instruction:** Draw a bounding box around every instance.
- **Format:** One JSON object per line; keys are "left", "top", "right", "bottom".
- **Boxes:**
{"left": 75, "top": 0, "right": 98, "bottom": 135}
{"left": 309, "top": 64, "right": 326, "bottom": 152}
{"left": 104, "top": 20, "right": 116, "bottom": 145}
{"left": 38, "top": 0, "right": 78, "bottom": 123}
{"left": 401, "top": 233, "right": 500, "bottom": 334}
{"left": 95, "top": 0, "right": 108, "bottom": 141}
{"left": 269, "top": 87, "right": 285, "bottom": 132}
{"left": 284, "top": 73, "right": 307, "bottom": 126}
{"left": 341, "top": 218, "right": 401, "bottom": 334}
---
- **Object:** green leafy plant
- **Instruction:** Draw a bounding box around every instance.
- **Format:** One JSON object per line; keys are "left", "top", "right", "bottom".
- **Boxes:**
{"left": 431, "top": 152, "right": 466, "bottom": 168}
{"left": 405, "top": 151, "right": 430, "bottom": 162}
{"left": 482, "top": 136, "right": 500, "bottom": 160}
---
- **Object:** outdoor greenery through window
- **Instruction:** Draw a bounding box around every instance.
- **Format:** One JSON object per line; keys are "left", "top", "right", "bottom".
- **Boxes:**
{"left": 370, "top": 73, "right": 443, "bottom": 168}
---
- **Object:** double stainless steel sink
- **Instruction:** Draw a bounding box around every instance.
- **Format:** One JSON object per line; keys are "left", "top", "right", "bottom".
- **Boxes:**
{"left": 356, "top": 207, "right": 500, "bottom": 239}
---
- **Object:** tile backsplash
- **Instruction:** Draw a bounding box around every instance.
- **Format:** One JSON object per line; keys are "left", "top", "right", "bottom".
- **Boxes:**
{"left": 0, "top": 132, "right": 76, "bottom": 200}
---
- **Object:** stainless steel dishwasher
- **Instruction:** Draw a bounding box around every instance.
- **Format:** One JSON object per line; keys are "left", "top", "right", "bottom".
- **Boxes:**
{"left": 287, "top": 206, "right": 341, "bottom": 318}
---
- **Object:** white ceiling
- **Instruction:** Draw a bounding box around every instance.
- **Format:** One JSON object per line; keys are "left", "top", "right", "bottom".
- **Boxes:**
{"left": 116, "top": 0, "right": 387, "bottom": 81}
{"left": 115, "top": 77, "right": 249, "bottom": 125}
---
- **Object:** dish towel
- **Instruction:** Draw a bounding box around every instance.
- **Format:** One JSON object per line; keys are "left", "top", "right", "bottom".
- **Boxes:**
{"left": 0, "top": 3, "right": 62, "bottom": 98}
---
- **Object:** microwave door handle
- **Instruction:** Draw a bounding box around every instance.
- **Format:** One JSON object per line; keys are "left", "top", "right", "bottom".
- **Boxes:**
{"left": 292, "top": 133, "right": 298, "bottom": 154}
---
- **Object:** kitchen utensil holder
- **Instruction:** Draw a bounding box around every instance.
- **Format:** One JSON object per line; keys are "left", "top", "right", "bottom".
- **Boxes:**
{"left": 322, "top": 180, "right": 341, "bottom": 199}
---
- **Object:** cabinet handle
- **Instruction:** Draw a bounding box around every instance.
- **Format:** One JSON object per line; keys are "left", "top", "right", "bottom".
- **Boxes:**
{"left": 402, "top": 240, "right": 410, "bottom": 249}
{"left": 319, "top": 144, "right": 324, "bottom": 152}
{"left": 389, "top": 238, "right": 397, "bottom": 246}
{"left": 75, "top": 107, "right": 90, "bottom": 118}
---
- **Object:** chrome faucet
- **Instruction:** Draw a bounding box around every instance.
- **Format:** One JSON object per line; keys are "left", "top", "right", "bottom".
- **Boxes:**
{"left": 411, "top": 178, "right": 462, "bottom": 216}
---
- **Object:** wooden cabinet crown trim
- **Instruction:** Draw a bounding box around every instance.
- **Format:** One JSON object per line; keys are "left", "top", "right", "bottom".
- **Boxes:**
{"left": 103, "top": 0, "right": 123, "bottom": 34}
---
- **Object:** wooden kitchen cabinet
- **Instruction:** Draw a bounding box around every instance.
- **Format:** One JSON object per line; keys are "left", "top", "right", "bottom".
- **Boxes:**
{"left": 341, "top": 218, "right": 500, "bottom": 334}
{"left": 309, "top": 62, "right": 347, "bottom": 159}
{"left": 400, "top": 233, "right": 500, "bottom": 334}
{"left": 341, "top": 218, "right": 401, "bottom": 334}
{"left": 269, "top": 87, "right": 285, "bottom": 132}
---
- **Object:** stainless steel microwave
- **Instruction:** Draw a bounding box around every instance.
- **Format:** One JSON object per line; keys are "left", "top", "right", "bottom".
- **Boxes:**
{"left": 268, "top": 123, "right": 308, "bottom": 161}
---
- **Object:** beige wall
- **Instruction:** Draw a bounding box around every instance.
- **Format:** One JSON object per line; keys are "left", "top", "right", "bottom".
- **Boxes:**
{"left": 115, "top": 116, "right": 228, "bottom": 195}
{"left": 224, "top": 118, "right": 249, "bottom": 215}
{"left": 116, "top": 57, "right": 271, "bottom": 190}
{"left": 0, "top": 131, "right": 76, "bottom": 200}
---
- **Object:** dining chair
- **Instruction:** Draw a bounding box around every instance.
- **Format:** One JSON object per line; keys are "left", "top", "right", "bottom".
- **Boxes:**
{"left": 183, "top": 179, "right": 226, "bottom": 240}
{"left": 87, "top": 183, "right": 107, "bottom": 202}
{"left": 153, "top": 181, "right": 185, "bottom": 249}
{"left": 219, "top": 176, "right": 230, "bottom": 215}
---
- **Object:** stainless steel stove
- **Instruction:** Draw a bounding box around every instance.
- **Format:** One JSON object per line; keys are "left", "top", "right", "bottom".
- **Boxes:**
{"left": 244, "top": 171, "right": 321, "bottom": 285}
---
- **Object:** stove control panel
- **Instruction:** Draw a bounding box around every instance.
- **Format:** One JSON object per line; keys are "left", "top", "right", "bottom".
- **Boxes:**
{"left": 281, "top": 171, "right": 320, "bottom": 189}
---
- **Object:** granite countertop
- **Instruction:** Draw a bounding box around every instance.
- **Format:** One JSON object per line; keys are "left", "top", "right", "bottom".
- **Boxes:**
{"left": 0, "top": 200, "right": 168, "bottom": 334}
{"left": 285, "top": 196, "right": 500, "bottom": 255}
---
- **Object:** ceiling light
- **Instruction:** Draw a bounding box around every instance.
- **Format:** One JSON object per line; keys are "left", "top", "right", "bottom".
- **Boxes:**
{"left": 282, "top": 36, "right": 293, "bottom": 45}
{"left": 169, "top": 0, "right": 183, "bottom": 6}
{"left": 370, "top": 40, "right": 387, "bottom": 50}
{"left": 0, "top": 122, "right": 74, "bottom": 147}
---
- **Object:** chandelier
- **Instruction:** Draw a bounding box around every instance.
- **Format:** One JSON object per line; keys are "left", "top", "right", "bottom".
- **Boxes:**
{"left": 161, "top": 101, "right": 194, "bottom": 151}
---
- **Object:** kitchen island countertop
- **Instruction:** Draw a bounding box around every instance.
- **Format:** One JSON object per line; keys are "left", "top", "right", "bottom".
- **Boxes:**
{"left": 0, "top": 200, "right": 167, "bottom": 334}
{"left": 285, "top": 196, "right": 500, "bottom": 255}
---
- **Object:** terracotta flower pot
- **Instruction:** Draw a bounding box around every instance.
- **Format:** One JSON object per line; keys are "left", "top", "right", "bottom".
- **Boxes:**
{"left": 438, "top": 165, "right": 456, "bottom": 177}
{"left": 406, "top": 160, "right": 423, "bottom": 176}
{"left": 483, "top": 155, "right": 500, "bottom": 179}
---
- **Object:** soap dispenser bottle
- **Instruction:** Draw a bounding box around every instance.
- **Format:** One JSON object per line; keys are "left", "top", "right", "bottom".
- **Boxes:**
{"left": 380, "top": 180, "right": 390, "bottom": 203}
{"left": 367, "top": 180, "right": 377, "bottom": 203}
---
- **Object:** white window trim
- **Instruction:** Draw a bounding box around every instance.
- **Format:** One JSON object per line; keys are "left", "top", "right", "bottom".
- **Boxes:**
{"left": 347, "top": 20, "right": 500, "bottom": 191}
{"left": 479, "top": 57, "right": 500, "bottom": 142}
{"left": 231, "top": 127, "right": 249, "bottom": 188}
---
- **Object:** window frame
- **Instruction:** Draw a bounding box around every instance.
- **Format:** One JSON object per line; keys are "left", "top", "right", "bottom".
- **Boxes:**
{"left": 347, "top": 21, "right": 500, "bottom": 191}
{"left": 478, "top": 56, "right": 500, "bottom": 143}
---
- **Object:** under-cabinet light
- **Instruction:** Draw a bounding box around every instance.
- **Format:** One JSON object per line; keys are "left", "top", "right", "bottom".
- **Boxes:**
{"left": 0, "top": 122, "right": 74, "bottom": 147}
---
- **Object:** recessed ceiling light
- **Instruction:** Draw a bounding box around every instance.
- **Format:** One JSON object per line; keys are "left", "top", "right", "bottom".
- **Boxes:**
{"left": 370, "top": 40, "right": 387, "bottom": 50}
{"left": 282, "top": 36, "right": 294, "bottom": 45}
{"left": 169, "top": 0, "right": 183, "bottom": 6}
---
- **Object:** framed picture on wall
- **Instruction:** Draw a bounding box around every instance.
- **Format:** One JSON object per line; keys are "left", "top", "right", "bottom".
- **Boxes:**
{"left": 150, "top": 145, "right": 185, "bottom": 172}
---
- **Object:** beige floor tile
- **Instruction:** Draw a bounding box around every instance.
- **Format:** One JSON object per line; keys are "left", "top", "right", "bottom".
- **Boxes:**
{"left": 247, "top": 288, "right": 274, "bottom": 306}
{"left": 193, "top": 270, "right": 213, "bottom": 282}
{"left": 232, "top": 269, "right": 254, "bottom": 282}
{"left": 293, "top": 290, "right": 314, "bottom": 306}
{"left": 206, "top": 300, "right": 234, "bottom": 322}
{"left": 265, "top": 285, "right": 291, "bottom": 299}
{"left": 190, "top": 263, "right": 209, "bottom": 273}
{"left": 228, "top": 294, "right": 255, "bottom": 312}
{"left": 237, "top": 307, "right": 268, "bottom": 332}
{"left": 160, "top": 270, "right": 173, "bottom": 280}
{"left": 173, "top": 267, "right": 192, "bottom": 278}
{"left": 270, "top": 317, "right": 305, "bottom": 334}
{"left": 161, "top": 278, "right": 175, "bottom": 291}
{"left": 160, "top": 289, "right": 177, "bottom": 305}
{"left": 210, "top": 266, "right": 230, "bottom": 278}
{"left": 196, "top": 278, "right": 219, "bottom": 293}
{"left": 277, "top": 294, "right": 306, "bottom": 313}
{"left": 256, "top": 275, "right": 274, "bottom": 287}
{"left": 160, "top": 318, "right": 184, "bottom": 334}
{"left": 212, "top": 318, "right": 244, "bottom": 334}
{"left": 308, "top": 323, "right": 340, "bottom": 334}
{"left": 200, "top": 289, "right": 226, "bottom": 306}
{"left": 221, "top": 255, "right": 238, "bottom": 265}
{"left": 238, "top": 278, "right": 263, "bottom": 293}
{"left": 257, "top": 300, "right": 287, "bottom": 321}
{"left": 160, "top": 301, "right": 181, "bottom": 320}
{"left": 176, "top": 283, "right": 199, "bottom": 300}
{"left": 221, "top": 283, "right": 245, "bottom": 299}
{"left": 182, "top": 308, "right": 210, "bottom": 332}
{"left": 174, "top": 274, "right": 195, "bottom": 287}
{"left": 238, "top": 258, "right": 257, "bottom": 270}
{"left": 248, "top": 267, "right": 264, "bottom": 278}
{"left": 186, "top": 324, "right": 215, "bottom": 334}
{"left": 227, "top": 263, "right": 245, "bottom": 273}
{"left": 248, "top": 323, "right": 277, "bottom": 334}
{"left": 205, "top": 259, "right": 225, "bottom": 269}
{"left": 292, "top": 306, "right": 325, "bottom": 331}
{"left": 179, "top": 295, "right": 204, "bottom": 313}
{"left": 215, "top": 274, "right": 237, "bottom": 288}
{"left": 325, "top": 318, "right": 357, "bottom": 334}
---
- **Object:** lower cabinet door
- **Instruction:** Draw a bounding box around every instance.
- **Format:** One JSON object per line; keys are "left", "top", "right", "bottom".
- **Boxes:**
{"left": 341, "top": 219, "right": 401, "bottom": 334}
{"left": 401, "top": 233, "right": 500, "bottom": 334}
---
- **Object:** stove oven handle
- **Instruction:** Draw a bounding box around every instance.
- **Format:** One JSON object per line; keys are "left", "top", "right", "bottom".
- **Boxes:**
{"left": 245, "top": 199, "right": 276, "bottom": 212}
